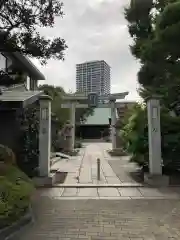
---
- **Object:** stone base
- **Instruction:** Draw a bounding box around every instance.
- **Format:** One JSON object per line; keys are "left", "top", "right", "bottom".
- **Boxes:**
{"left": 144, "top": 173, "right": 170, "bottom": 187}
{"left": 108, "top": 148, "right": 127, "bottom": 157}
{"left": 33, "top": 173, "right": 57, "bottom": 187}
{"left": 33, "top": 170, "right": 68, "bottom": 187}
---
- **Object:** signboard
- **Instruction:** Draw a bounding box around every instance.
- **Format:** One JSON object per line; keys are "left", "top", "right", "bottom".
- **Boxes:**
{"left": 88, "top": 92, "right": 98, "bottom": 107}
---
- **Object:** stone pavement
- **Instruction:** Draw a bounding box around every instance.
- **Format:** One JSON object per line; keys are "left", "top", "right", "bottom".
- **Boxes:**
{"left": 103, "top": 144, "right": 141, "bottom": 183}
{"left": 52, "top": 143, "right": 129, "bottom": 185}
{"left": 108, "top": 155, "right": 143, "bottom": 183}
{"left": 13, "top": 198, "right": 180, "bottom": 240}
{"left": 12, "top": 142, "right": 180, "bottom": 239}
{"left": 50, "top": 143, "right": 180, "bottom": 199}
{"left": 39, "top": 186, "right": 180, "bottom": 199}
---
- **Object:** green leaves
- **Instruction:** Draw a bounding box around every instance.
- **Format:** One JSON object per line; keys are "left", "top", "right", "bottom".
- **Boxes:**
{"left": 0, "top": 165, "right": 34, "bottom": 228}
{"left": 157, "top": 0, "right": 180, "bottom": 30}
{"left": 0, "top": 0, "right": 67, "bottom": 64}
{"left": 124, "top": 0, "right": 180, "bottom": 170}
{"left": 126, "top": 0, "right": 180, "bottom": 102}
{"left": 39, "top": 84, "right": 70, "bottom": 127}
{"left": 120, "top": 104, "right": 149, "bottom": 166}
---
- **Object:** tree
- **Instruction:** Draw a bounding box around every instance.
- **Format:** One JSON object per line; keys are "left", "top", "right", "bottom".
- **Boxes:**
{"left": 75, "top": 105, "right": 94, "bottom": 124}
{"left": 124, "top": 0, "right": 180, "bottom": 109}
{"left": 39, "top": 84, "right": 70, "bottom": 126}
{"left": 123, "top": 0, "right": 180, "bottom": 170}
{"left": 39, "top": 85, "right": 94, "bottom": 126}
{"left": 0, "top": 0, "right": 67, "bottom": 64}
{"left": 120, "top": 104, "right": 149, "bottom": 167}
{"left": 74, "top": 91, "right": 95, "bottom": 124}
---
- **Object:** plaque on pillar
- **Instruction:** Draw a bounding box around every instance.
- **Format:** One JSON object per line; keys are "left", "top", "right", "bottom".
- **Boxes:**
{"left": 88, "top": 92, "right": 99, "bottom": 107}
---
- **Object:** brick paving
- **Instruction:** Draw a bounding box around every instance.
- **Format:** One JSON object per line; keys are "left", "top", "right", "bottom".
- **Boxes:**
{"left": 13, "top": 197, "right": 180, "bottom": 240}
{"left": 11, "top": 143, "right": 180, "bottom": 239}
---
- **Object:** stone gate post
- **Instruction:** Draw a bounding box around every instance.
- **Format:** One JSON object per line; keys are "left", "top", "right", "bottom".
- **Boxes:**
{"left": 147, "top": 96, "right": 162, "bottom": 175}
{"left": 110, "top": 99, "right": 117, "bottom": 150}
{"left": 70, "top": 101, "right": 76, "bottom": 151}
{"left": 39, "top": 95, "right": 52, "bottom": 177}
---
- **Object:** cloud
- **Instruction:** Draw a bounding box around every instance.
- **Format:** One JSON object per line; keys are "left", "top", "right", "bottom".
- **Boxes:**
{"left": 32, "top": 0, "right": 140, "bottom": 100}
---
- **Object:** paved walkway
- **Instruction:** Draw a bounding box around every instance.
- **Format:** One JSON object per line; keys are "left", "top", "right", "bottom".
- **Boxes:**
{"left": 50, "top": 143, "right": 180, "bottom": 199}
{"left": 52, "top": 143, "right": 135, "bottom": 185}
{"left": 12, "top": 143, "right": 180, "bottom": 240}
{"left": 13, "top": 198, "right": 180, "bottom": 240}
{"left": 39, "top": 186, "right": 180, "bottom": 199}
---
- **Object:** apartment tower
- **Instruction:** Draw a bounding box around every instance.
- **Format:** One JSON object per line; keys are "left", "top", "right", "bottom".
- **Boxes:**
{"left": 76, "top": 60, "right": 111, "bottom": 96}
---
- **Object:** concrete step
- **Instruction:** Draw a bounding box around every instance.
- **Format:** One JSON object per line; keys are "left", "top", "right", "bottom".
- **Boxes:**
{"left": 50, "top": 157, "right": 61, "bottom": 166}
{"left": 33, "top": 170, "right": 68, "bottom": 187}
{"left": 52, "top": 183, "right": 144, "bottom": 188}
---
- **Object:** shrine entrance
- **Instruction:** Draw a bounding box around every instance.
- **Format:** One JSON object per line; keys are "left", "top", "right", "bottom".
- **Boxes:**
{"left": 61, "top": 92, "right": 129, "bottom": 151}
{"left": 60, "top": 93, "right": 167, "bottom": 186}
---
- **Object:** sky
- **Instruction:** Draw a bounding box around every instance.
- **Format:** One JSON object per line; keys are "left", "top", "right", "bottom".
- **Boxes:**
{"left": 32, "top": 0, "right": 141, "bottom": 101}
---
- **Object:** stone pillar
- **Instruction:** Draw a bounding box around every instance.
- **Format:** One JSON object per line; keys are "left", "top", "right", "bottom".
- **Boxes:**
{"left": 39, "top": 95, "right": 52, "bottom": 177}
{"left": 69, "top": 101, "right": 76, "bottom": 151}
{"left": 110, "top": 100, "right": 116, "bottom": 150}
{"left": 147, "top": 97, "right": 162, "bottom": 175}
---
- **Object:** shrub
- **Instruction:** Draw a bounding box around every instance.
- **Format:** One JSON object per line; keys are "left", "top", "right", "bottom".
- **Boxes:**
{"left": 121, "top": 103, "right": 180, "bottom": 171}
{"left": 17, "top": 104, "right": 39, "bottom": 178}
{"left": 0, "top": 164, "right": 34, "bottom": 229}
{"left": 120, "top": 104, "right": 149, "bottom": 167}
{"left": 161, "top": 114, "right": 180, "bottom": 168}
{"left": 0, "top": 145, "right": 16, "bottom": 165}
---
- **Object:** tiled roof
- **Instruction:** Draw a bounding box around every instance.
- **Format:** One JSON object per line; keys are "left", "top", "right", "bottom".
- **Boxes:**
{"left": 84, "top": 108, "right": 118, "bottom": 125}
{"left": 0, "top": 84, "right": 27, "bottom": 92}
{"left": 0, "top": 90, "right": 43, "bottom": 108}
{"left": 0, "top": 90, "right": 41, "bottom": 102}
{"left": 83, "top": 101, "right": 136, "bottom": 125}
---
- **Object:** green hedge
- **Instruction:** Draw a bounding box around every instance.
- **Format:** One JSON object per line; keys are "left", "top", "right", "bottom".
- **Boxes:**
{"left": 121, "top": 104, "right": 180, "bottom": 170}
{"left": 0, "top": 164, "right": 34, "bottom": 229}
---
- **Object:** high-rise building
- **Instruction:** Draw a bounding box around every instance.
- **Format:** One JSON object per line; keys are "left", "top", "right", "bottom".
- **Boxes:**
{"left": 76, "top": 60, "right": 111, "bottom": 95}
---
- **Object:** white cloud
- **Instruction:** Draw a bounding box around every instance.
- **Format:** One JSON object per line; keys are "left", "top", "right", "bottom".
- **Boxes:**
{"left": 32, "top": 0, "right": 140, "bottom": 100}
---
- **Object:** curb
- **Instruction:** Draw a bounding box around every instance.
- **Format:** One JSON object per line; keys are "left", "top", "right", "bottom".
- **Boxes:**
{"left": 52, "top": 183, "right": 145, "bottom": 188}
{"left": 0, "top": 206, "right": 33, "bottom": 240}
{"left": 52, "top": 184, "right": 180, "bottom": 188}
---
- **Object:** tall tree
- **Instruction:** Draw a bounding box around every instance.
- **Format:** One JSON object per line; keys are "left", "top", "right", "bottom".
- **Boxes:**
{"left": 39, "top": 85, "right": 95, "bottom": 126}
{"left": 123, "top": 0, "right": 180, "bottom": 169}
{"left": 0, "top": 0, "right": 67, "bottom": 64}
{"left": 74, "top": 91, "right": 95, "bottom": 124}
{"left": 75, "top": 104, "right": 94, "bottom": 124}
{"left": 125, "top": 0, "right": 180, "bottom": 109}
{"left": 39, "top": 84, "right": 69, "bottom": 127}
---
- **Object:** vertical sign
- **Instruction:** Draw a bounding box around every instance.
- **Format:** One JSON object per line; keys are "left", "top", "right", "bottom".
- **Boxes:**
{"left": 88, "top": 93, "right": 98, "bottom": 107}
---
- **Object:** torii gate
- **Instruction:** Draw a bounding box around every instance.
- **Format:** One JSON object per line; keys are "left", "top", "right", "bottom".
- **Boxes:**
{"left": 61, "top": 91, "right": 129, "bottom": 151}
